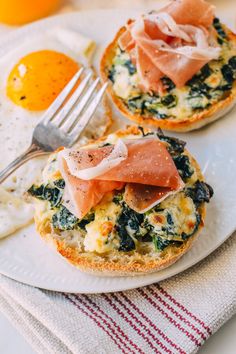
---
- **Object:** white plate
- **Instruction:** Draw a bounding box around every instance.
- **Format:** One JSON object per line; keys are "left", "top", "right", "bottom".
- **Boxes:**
{"left": 0, "top": 8, "right": 236, "bottom": 293}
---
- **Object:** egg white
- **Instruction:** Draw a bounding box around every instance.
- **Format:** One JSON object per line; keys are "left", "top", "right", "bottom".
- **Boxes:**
{"left": 0, "top": 28, "right": 96, "bottom": 239}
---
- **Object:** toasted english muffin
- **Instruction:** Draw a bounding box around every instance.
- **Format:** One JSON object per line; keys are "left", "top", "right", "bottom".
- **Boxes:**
{"left": 29, "top": 126, "right": 213, "bottom": 276}
{"left": 100, "top": 19, "right": 236, "bottom": 132}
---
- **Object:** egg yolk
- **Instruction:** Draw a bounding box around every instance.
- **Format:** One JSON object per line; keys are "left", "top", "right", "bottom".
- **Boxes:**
{"left": 7, "top": 50, "right": 79, "bottom": 111}
{"left": 0, "top": 0, "right": 59, "bottom": 25}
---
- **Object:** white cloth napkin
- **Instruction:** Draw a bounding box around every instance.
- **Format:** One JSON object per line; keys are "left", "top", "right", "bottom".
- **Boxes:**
{"left": 0, "top": 231, "right": 235, "bottom": 354}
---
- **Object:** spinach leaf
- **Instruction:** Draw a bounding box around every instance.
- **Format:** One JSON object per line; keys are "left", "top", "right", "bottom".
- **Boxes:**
{"left": 113, "top": 193, "right": 123, "bottom": 205}
{"left": 161, "top": 94, "right": 177, "bottom": 108}
{"left": 229, "top": 56, "right": 236, "bottom": 70}
{"left": 157, "top": 129, "right": 186, "bottom": 155}
{"left": 52, "top": 206, "right": 79, "bottom": 230}
{"left": 186, "top": 180, "right": 214, "bottom": 207}
{"left": 28, "top": 184, "right": 62, "bottom": 208}
{"left": 161, "top": 77, "right": 176, "bottom": 91}
{"left": 53, "top": 179, "right": 65, "bottom": 189}
{"left": 172, "top": 155, "right": 194, "bottom": 181}
{"left": 127, "top": 96, "right": 145, "bottom": 113}
{"left": 153, "top": 236, "right": 182, "bottom": 252}
{"left": 187, "top": 64, "right": 212, "bottom": 86}
{"left": 213, "top": 17, "right": 227, "bottom": 44}
{"left": 108, "top": 65, "right": 116, "bottom": 83}
{"left": 221, "top": 64, "right": 234, "bottom": 84}
{"left": 117, "top": 206, "right": 144, "bottom": 251}
{"left": 189, "top": 82, "right": 211, "bottom": 98}
{"left": 102, "top": 142, "right": 112, "bottom": 147}
{"left": 78, "top": 213, "right": 95, "bottom": 230}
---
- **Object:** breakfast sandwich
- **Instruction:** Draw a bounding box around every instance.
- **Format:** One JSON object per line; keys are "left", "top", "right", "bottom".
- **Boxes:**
{"left": 28, "top": 126, "right": 213, "bottom": 275}
{"left": 100, "top": 0, "right": 236, "bottom": 131}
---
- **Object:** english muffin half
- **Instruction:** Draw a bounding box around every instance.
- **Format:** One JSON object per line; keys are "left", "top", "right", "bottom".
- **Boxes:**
{"left": 28, "top": 126, "right": 213, "bottom": 276}
{"left": 100, "top": 4, "right": 236, "bottom": 132}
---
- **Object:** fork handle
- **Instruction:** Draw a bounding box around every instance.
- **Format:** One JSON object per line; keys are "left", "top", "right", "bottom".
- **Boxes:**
{"left": 0, "top": 143, "right": 48, "bottom": 184}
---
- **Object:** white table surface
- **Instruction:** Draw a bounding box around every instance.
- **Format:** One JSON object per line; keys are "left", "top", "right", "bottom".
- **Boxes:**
{"left": 0, "top": 310, "right": 235, "bottom": 353}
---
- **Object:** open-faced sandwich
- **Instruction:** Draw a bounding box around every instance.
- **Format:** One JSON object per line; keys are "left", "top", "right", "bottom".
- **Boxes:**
{"left": 28, "top": 126, "right": 213, "bottom": 275}
{"left": 100, "top": 0, "right": 236, "bottom": 131}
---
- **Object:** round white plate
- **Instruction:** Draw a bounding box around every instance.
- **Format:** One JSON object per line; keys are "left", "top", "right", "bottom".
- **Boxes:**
{"left": 0, "top": 9, "right": 235, "bottom": 293}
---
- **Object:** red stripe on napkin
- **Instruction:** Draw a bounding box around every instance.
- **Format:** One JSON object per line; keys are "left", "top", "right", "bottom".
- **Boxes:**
{"left": 138, "top": 288, "right": 201, "bottom": 347}
{"left": 119, "top": 292, "right": 185, "bottom": 354}
{"left": 157, "top": 285, "right": 212, "bottom": 335}
{"left": 102, "top": 293, "right": 163, "bottom": 353}
{"left": 149, "top": 286, "right": 207, "bottom": 340}
{"left": 64, "top": 294, "right": 128, "bottom": 354}
{"left": 79, "top": 294, "right": 142, "bottom": 354}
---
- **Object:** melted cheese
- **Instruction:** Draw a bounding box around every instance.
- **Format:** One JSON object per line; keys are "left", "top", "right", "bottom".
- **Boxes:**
{"left": 146, "top": 192, "right": 198, "bottom": 241}
{"left": 84, "top": 199, "right": 121, "bottom": 253}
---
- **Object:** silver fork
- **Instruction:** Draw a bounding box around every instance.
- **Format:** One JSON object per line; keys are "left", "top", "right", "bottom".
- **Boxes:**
{"left": 0, "top": 67, "right": 108, "bottom": 184}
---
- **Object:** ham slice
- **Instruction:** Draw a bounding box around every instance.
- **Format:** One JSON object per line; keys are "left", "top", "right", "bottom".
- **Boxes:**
{"left": 58, "top": 138, "right": 184, "bottom": 218}
{"left": 136, "top": 46, "right": 164, "bottom": 92}
{"left": 117, "top": 0, "right": 220, "bottom": 93}
{"left": 59, "top": 158, "right": 124, "bottom": 219}
{"left": 160, "top": 0, "right": 215, "bottom": 27}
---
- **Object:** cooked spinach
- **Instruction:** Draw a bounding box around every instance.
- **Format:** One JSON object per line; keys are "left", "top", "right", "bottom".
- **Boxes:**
{"left": 221, "top": 64, "right": 234, "bottom": 84}
{"left": 108, "top": 65, "right": 116, "bottom": 83}
{"left": 172, "top": 155, "right": 194, "bottom": 181}
{"left": 167, "top": 212, "right": 174, "bottom": 225}
{"left": 161, "top": 94, "right": 177, "bottom": 108}
{"left": 153, "top": 236, "right": 182, "bottom": 252}
{"left": 161, "top": 77, "right": 176, "bottom": 91}
{"left": 187, "top": 64, "right": 212, "bottom": 87}
{"left": 28, "top": 184, "right": 62, "bottom": 208}
{"left": 214, "top": 83, "right": 232, "bottom": 92}
{"left": 53, "top": 179, "right": 65, "bottom": 189}
{"left": 78, "top": 213, "right": 95, "bottom": 230}
{"left": 186, "top": 180, "right": 214, "bottom": 207}
{"left": 52, "top": 206, "right": 79, "bottom": 230}
{"left": 136, "top": 233, "right": 152, "bottom": 242}
{"left": 117, "top": 205, "right": 144, "bottom": 251}
{"left": 113, "top": 193, "right": 123, "bottom": 205}
{"left": 213, "top": 17, "right": 227, "bottom": 44}
{"left": 127, "top": 96, "right": 145, "bottom": 113}
{"left": 181, "top": 213, "right": 201, "bottom": 240}
{"left": 102, "top": 142, "right": 112, "bottom": 147}
{"left": 157, "top": 129, "right": 186, "bottom": 155}
{"left": 52, "top": 206, "right": 94, "bottom": 231}
{"left": 124, "top": 60, "right": 136, "bottom": 75}
{"left": 186, "top": 67, "right": 212, "bottom": 109}
{"left": 186, "top": 65, "right": 212, "bottom": 109}
{"left": 229, "top": 56, "right": 236, "bottom": 70}
{"left": 189, "top": 82, "right": 211, "bottom": 98}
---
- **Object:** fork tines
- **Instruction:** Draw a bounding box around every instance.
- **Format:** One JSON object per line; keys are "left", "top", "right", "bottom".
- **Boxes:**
{"left": 41, "top": 67, "right": 108, "bottom": 146}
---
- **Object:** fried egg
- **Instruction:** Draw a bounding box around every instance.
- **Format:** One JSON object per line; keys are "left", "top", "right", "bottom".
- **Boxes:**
{"left": 7, "top": 50, "right": 79, "bottom": 111}
{"left": 0, "top": 28, "right": 97, "bottom": 239}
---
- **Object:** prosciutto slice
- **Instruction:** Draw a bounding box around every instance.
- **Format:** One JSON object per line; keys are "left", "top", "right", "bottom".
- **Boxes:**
{"left": 58, "top": 157, "right": 124, "bottom": 219}
{"left": 59, "top": 138, "right": 184, "bottom": 218}
{"left": 118, "top": 0, "right": 220, "bottom": 92}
